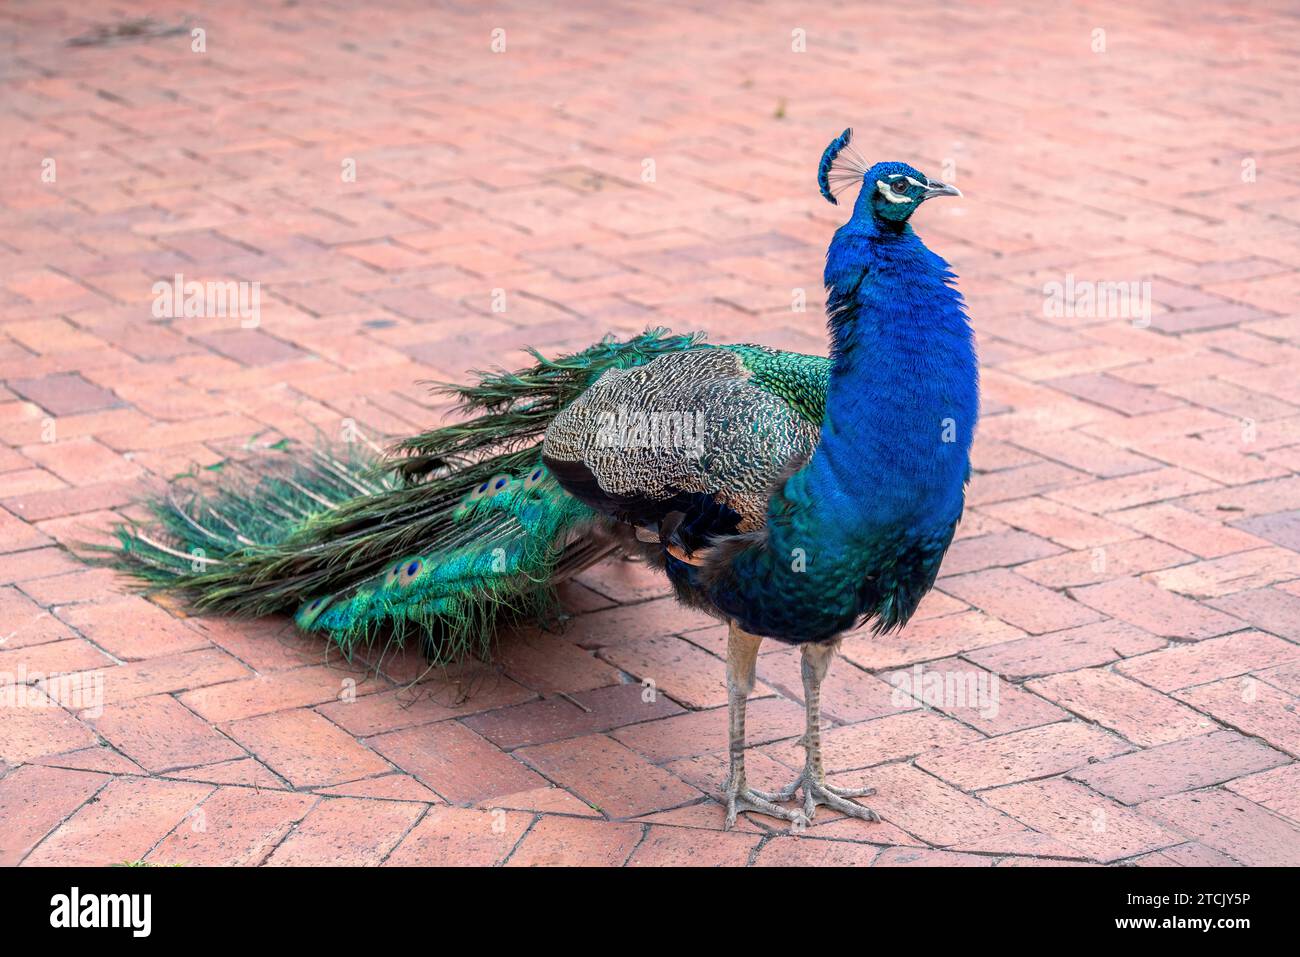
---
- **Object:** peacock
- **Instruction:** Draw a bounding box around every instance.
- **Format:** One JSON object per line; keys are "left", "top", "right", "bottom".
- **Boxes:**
{"left": 108, "top": 128, "right": 977, "bottom": 829}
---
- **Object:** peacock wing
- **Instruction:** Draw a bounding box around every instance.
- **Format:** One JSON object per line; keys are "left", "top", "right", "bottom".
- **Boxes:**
{"left": 540, "top": 346, "right": 827, "bottom": 550}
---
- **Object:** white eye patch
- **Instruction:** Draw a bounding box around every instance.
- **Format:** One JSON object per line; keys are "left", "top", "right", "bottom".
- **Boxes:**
{"left": 876, "top": 179, "right": 912, "bottom": 204}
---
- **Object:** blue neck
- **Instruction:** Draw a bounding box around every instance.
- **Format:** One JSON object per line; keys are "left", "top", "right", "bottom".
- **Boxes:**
{"left": 787, "top": 213, "right": 978, "bottom": 539}
{"left": 694, "top": 208, "right": 979, "bottom": 640}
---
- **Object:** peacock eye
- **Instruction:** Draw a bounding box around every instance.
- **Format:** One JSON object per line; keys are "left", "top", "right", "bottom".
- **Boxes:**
{"left": 892, "top": 178, "right": 909, "bottom": 191}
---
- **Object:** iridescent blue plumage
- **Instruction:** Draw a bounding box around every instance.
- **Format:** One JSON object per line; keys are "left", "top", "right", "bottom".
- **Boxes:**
{"left": 817, "top": 126, "right": 855, "bottom": 204}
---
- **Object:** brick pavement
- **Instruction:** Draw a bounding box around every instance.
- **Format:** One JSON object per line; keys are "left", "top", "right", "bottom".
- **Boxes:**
{"left": 2, "top": 0, "right": 1299, "bottom": 866}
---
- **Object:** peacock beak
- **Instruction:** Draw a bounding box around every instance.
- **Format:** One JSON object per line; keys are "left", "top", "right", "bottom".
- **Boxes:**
{"left": 921, "top": 180, "right": 962, "bottom": 201}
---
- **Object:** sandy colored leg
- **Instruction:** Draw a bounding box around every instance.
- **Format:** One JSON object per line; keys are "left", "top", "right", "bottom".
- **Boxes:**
{"left": 756, "top": 639, "right": 879, "bottom": 822}
{"left": 722, "top": 621, "right": 806, "bottom": 828}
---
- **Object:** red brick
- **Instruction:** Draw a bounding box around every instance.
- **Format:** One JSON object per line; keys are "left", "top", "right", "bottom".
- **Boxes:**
{"left": 598, "top": 634, "right": 733, "bottom": 709}
{"left": 6, "top": 373, "right": 121, "bottom": 416}
{"left": 163, "top": 756, "right": 286, "bottom": 790}
{"left": 196, "top": 329, "right": 306, "bottom": 367}
{"left": 0, "top": 548, "right": 83, "bottom": 584}
{"left": 764, "top": 708, "right": 981, "bottom": 772}
{"left": 753, "top": 836, "right": 881, "bottom": 866}
{"left": 562, "top": 596, "right": 714, "bottom": 648}
{"left": 1150, "top": 546, "right": 1300, "bottom": 599}
{"left": 23, "top": 776, "right": 213, "bottom": 866}
{"left": 43, "top": 648, "right": 251, "bottom": 709}
{"left": 1027, "top": 669, "right": 1214, "bottom": 747}
{"left": 188, "top": 616, "right": 328, "bottom": 672}
{"left": 90, "top": 694, "right": 245, "bottom": 772}
{"left": 1116, "top": 630, "right": 1300, "bottom": 691}
{"left": 874, "top": 847, "right": 996, "bottom": 866}
{"left": 1206, "top": 587, "right": 1300, "bottom": 639}
{"left": 0, "top": 637, "right": 113, "bottom": 679}
{"left": 55, "top": 596, "right": 209, "bottom": 660}
{"left": 1047, "top": 372, "right": 1183, "bottom": 416}
{"left": 367, "top": 721, "right": 546, "bottom": 802}
{"left": 627, "top": 825, "right": 759, "bottom": 866}
{"left": 635, "top": 800, "right": 768, "bottom": 833}
{"left": 0, "top": 505, "right": 51, "bottom": 553}
{"left": 917, "top": 720, "right": 1131, "bottom": 791}
{"left": 841, "top": 610, "right": 1027, "bottom": 670}
{"left": 504, "top": 816, "right": 640, "bottom": 866}
{"left": 1224, "top": 763, "right": 1300, "bottom": 823}
{"left": 1009, "top": 429, "right": 1156, "bottom": 479}
{"left": 1014, "top": 537, "right": 1193, "bottom": 589}
{"left": 148, "top": 787, "right": 316, "bottom": 866}
{"left": 940, "top": 568, "right": 1102, "bottom": 634}
{"left": 316, "top": 679, "right": 535, "bottom": 737}
{"left": 519, "top": 734, "right": 702, "bottom": 819}
{"left": 266, "top": 797, "right": 425, "bottom": 865}
{"left": 223, "top": 709, "right": 392, "bottom": 788}
{"left": 825, "top": 762, "right": 1022, "bottom": 847}
{"left": 384, "top": 806, "right": 532, "bottom": 866}
{"left": 982, "top": 778, "right": 1181, "bottom": 863}
{"left": 1258, "top": 658, "right": 1300, "bottom": 695}
{"left": 1176, "top": 678, "right": 1300, "bottom": 756}
{"left": 0, "top": 685, "right": 99, "bottom": 763}
{"left": 612, "top": 695, "right": 804, "bottom": 763}
{"left": 980, "top": 497, "right": 1136, "bottom": 550}
{"left": 757, "top": 645, "right": 904, "bottom": 723}
{"left": 965, "top": 619, "right": 1164, "bottom": 678}
{"left": 1047, "top": 467, "right": 1221, "bottom": 513}
{"left": 339, "top": 241, "right": 429, "bottom": 272}
{"left": 1139, "top": 788, "right": 1300, "bottom": 866}
{"left": 0, "top": 765, "right": 106, "bottom": 866}
{"left": 317, "top": 773, "right": 441, "bottom": 803}
{"left": 938, "top": 530, "right": 1065, "bottom": 576}
{"left": 180, "top": 664, "right": 385, "bottom": 723}
{"left": 35, "top": 744, "right": 144, "bottom": 775}
{"left": 950, "top": 828, "right": 1091, "bottom": 860}
{"left": 1071, "top": 577, "right": 1244, "bottom": 640}
{"left": 495, "top": 631, "right": 622, "bottom": 693}
{"left": 17, "top": 566, "right": 124, "bottom": 604}
{"left": 5, "top": 0, "right": 1299, "bottom": 871}
{"left": 1069, "top": 730, "right": 1287, "bottom": 804}
{"left": 1131, "top": 842, "right": 1240, "bottom": 867}
{"left": 882, "top": 658, "right": 1066, "bottom": 735}
{"left": 0, "top": 586, "right": 76, "bottom": 648}
{"left": 461, "top": 683, "right": 683, "bottom": 750}
{"left": 22, "top": 436, "right": 142, "bottom": 485}
{"left": 574, "top": 557, "right": 674, "bottom": 604}
{"left": 479, "top": 785, "right": 600, "bottom": 817}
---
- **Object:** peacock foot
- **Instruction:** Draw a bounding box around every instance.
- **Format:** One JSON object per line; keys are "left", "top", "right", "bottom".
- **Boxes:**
{"left": 722, "top": 775, "right": 809, "bottom": 830}
{"left": 754, "top": 773, "right": 879, "bottom": 823}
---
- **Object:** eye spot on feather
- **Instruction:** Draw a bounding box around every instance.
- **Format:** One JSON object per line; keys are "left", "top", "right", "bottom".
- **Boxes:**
{"left": 484, "top": 474, "right": 512, "bottom": 498}
{"left": 467, "top": 481, "right": 490, "bottom": 502}
{"left": 399, "top": 558, "right": 424, "bottom": 586}
{"left": 523, "top": 466, "right": 547, "bottom": 491}
{"left": 383, "top": 560, "right": 405, "bottom": 588}
{"left": 295, "top": 594, "right": 333, "bottom": 628}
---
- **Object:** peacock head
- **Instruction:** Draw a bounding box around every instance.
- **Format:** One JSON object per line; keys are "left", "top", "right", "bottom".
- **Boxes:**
{"left": 817, "top": 128, "right": 960, "bottom": 223}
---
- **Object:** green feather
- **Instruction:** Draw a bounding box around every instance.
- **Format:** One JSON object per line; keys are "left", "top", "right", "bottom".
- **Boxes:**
{"left": 98, "top": 329, "right": 704, "bottom": 664}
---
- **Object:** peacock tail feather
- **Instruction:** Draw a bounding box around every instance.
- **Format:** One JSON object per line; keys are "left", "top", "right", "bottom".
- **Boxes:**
{"left": 103, "top": 328, "right": 706, "bottom": 664}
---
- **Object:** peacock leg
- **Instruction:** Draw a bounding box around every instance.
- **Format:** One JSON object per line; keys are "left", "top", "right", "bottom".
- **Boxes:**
{"left": 722, "top": 621, "right": 807, "bottom": 829}
{"left": 757, "top": 639, "right": 879, "bottom": 822}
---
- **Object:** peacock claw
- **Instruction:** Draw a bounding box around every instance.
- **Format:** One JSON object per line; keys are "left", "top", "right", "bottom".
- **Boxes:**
{"left": 722, "top": 777, "right": 809, "bottom": 830}
{"left": 754, "top": 774, "right": 880, "bottom": 823}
